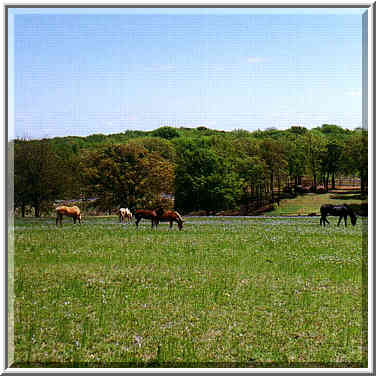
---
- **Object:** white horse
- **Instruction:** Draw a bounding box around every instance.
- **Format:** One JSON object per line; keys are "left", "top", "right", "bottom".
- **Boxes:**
{"left": 119, "top": 208, "right": 132, "bottom": 223}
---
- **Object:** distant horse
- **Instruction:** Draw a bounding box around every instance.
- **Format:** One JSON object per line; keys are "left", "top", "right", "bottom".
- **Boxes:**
{"left": 56, "top": 205, "right": 82, "bottom": 226}
{"left": 320, "top": 204, "right": 357, "bottom": 227}
{"left": 156, "top": 209, "right": 184, "bottom": 230}
{"left": 134, "top": 209, "right": 158, "bottom": 229}
{"left": 119, "top": 208, "right": 132, "bottom": 223}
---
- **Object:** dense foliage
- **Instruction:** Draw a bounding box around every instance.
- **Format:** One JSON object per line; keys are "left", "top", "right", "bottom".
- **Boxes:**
{"left": 12, "top": 125, "right": 368, "bottom": 216}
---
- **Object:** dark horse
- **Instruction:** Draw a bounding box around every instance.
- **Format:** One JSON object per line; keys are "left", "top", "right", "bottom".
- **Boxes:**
{"left": 320, "top": 204, "right": 357, "bottom": 227}
{"left": 134, "top": 209, "right": 158, "bottom": 229}
{"left": 155, "top": 208, "right": 184, "bottom": 230}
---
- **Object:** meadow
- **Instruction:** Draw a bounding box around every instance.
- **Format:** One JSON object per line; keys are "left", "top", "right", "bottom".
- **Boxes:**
{"left": 12, "top": 215, "right": 366, "bottom": 368}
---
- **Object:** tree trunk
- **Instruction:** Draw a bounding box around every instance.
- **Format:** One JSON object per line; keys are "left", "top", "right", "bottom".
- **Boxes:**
{"left": 360, "top": 170, "right": 367, "bottom": 194}
{"left": 270, "top": 173, "right": 274, "bottom": 202}
{"left": 313, "top": 175, "right": 317, "bottom": 192}
{"left": 325, "top": 173, "right": 329, "bottom": 191}
{"left": 331, "top": 172, "right": 336, "bottom": 189}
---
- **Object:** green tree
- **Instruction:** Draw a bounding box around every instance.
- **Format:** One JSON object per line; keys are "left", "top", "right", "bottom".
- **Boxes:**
{"left": 260, "top": 138, "right": 288, "bottom": 201}
{"left": 320, "top": 140, "right": 344, "bottom": 190}
{"left": 174, "top": 140, "right": 242, "bottom": 214}
{"left": 303, "top": 132, "right": 327, "bottom": 192}
{"left": 151, "top": 126, "right": 180, "bottom": 140}
{"left": 14, "top": 139, "right": 64, "bottom": 217}
{"left": 81, "top": 140, "right": 175, "bottom": 212}
{"left": 343, "top": 131, "right": 368, "bottom": 194}
{"left": 284, "top": 135, "right": 306, "bottom": 187}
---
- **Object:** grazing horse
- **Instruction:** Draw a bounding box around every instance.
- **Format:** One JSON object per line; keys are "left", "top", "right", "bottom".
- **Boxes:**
{"left": 134, "top": 209, "right": 158, "bottom": 229}
{"left": 320, "top": 204, "right": 357, "bottom": 227}
{"left": 56, "top": 205, "right": 82, "bottom": 226}
{"left": 156, "top": 209, "right": 184, "bottom": 230}
{"left": 119, "top": 208, "right": 132, "bottom": 223}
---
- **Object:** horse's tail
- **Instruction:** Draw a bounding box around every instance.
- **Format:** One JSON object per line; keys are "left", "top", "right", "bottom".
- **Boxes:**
{"left": 174, "top": 211, "right": 183, "bottom": 230}
{"left": 174, "top": 211, "right": 183, "bottom": 223}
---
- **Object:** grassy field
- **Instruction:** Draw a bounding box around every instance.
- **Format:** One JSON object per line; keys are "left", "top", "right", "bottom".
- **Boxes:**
{"left": 12, "top": 215, "right": 367, "bottom": 368}
{"left": 267, "top": 189, "right": 366, "bottom": 216}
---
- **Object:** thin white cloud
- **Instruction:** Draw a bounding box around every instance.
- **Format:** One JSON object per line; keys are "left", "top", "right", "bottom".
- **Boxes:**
{"left": 247, "top": 57, "right": 265, "bottom": 63}
{"left": 346, "top": 90, "right": 361, "bottom": 97}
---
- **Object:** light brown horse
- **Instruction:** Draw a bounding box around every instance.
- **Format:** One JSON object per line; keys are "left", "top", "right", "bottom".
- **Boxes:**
{"left": 156, "top": 209, "right": 184, "bottom": 230}
{"left": 119, "top": 208, "right": 132, "bottom": 223}
{"left": 134, "top": 209, "right": 158, "bottom": 229}
{"left": 56, "top": 205, "right": 82, "bottom": 226}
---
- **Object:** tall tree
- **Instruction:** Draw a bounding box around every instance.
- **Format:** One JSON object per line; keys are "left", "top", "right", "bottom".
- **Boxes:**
{"left": 14, "top": 139, "right": 64, "bottom": 217}
{"left": 259, "top": 138, "right": 287, "bottom": 201}
{"left": 174, "top": 140, "right": 242, "bottom": 214}
{"left": 81, "top": 140, "right": 175, "bottom": 211}
{"left": 343, "top": 131, "right": 368, "bottom": 194}
{"left": 285, "top": 135, "right": 306, "bottom": 187}
{"left": 320, "top": 140, "right": 344, "bottom": 190}
{"left": 303, "top": 132, "right": 326, "bottom": 192}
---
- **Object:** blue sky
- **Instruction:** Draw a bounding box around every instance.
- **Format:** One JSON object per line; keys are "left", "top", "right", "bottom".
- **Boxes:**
{"left": 8, "top": 7, "right": 365, "bottom": 139}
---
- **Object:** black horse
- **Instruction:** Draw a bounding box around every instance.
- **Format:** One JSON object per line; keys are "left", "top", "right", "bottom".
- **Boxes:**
{"left": 320, "top": 204, "right": 357, "bottom": 227}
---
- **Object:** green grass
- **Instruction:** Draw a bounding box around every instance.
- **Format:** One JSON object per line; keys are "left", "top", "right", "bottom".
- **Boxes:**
{"left": 12, "top": 216, "right": 367, "bottom": 368}
{"left": 267, "top": 190, "right": 366, "bottom": 216}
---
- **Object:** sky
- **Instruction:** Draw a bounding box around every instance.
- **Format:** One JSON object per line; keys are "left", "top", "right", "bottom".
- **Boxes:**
{"left": 8, "top": 7, "right": 366, "bottom": 140}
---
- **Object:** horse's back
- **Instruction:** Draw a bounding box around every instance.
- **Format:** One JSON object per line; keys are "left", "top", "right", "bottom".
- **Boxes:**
{"left": 159, "top": 210, "right": 183, "bottom": 226}
{"left": 321, "top": 203, "right": 351, "bottom": 216}
{"left": 321, "top": 204, "right": 333, "bottom": 210}
{"left": 135, "top": 209, "right": 157, "bottom": 219}
{"left": 56, "top": 205, "right": 80, "bottom": 216}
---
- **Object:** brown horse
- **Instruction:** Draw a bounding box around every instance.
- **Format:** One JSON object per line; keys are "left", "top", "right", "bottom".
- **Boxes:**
{"left": 156, "top": 209, "right": 184, "bottom": 230}
{"left": 119, "top": 208, "right": 132, "bottom": 223}
{"left": 56, "top": 205, "right": 82, "bottom": 226}
{"left": 134, "top": 209, "right": 158, "bottom": 229}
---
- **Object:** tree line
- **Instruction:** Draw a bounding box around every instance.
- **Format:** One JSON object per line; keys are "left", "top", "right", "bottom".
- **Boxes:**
{"left": 12, "top": 124, "right": 367, "bottom": 217}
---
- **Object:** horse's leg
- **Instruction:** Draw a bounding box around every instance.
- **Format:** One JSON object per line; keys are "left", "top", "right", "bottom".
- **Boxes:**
{"left": 170, "top": 221, "right": 173, "bottom": 229}
{"left": 56, "top": 214, "right": 59, "bottom": 227}
{"left": 320, "top": 216, "right": 323, "bottom": 226}
{"left": 321, "top": 215, "right": 327, "bottom": 226}
{"left": 73, "top": 216, "right": 76, "bottom": 224}
{"left": 135, "top": 217, "right": 140, "bottom": 228}
{"left": 344, "top": 215, "right": 347, "bottom": 227}
{"left": 337, "top": 216, "right": 342, "bottom": 226}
